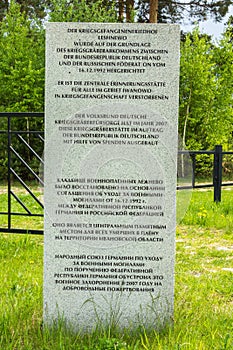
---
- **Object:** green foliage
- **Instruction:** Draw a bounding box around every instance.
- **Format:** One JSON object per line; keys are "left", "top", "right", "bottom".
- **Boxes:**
{"left": 0, "top": 1, "right": 45, "bottom": 180}
{"left": 179, "top": 29, "right": 216, "bottom": 150}
{"left": 91, "top": 337, "right": 128, "bottom": 350}
{"left": 49, "top": 0, "right": 117, "bottom": 23}
{"left": 136, "top": 0, "right": 233, "bottom": 23}
{"left": 179, "top": 26, "right": 233, "bottom": 175}
{"left": 0, "top": 1, "right": 233, "bottom": 179}
{"left": 211, "top": 24, "right": 233, "bottom": 148}
{"left": 0, "top": 0, "right": 117, "bottom": 181}
{"left": 0, "top": 0, "right": 50, "bottom": 21}
{"left": 0, "top": 0, "right": 44, "bottom": 112}
{"left": 1, "top": 0, "right": 233, "bottom": 24}
{"left": 0, "top": 114, "right": 44, "bottom": 181}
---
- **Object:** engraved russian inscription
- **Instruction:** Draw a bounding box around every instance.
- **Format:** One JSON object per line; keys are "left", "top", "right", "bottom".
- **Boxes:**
{"left": 44, "top": 23, "right": 180, "bottom": 330}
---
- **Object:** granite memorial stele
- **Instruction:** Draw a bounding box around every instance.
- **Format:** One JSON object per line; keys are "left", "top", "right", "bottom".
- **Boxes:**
{"left": 44, "top": 22, "right": 180, "bottom": 330}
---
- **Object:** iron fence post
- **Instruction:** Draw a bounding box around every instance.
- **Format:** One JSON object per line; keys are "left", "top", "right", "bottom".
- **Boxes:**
{"left": 191, "top": 153, "right": 196, "bottom": 188}
{"left": 7, "top": 115, "right": 11, "bottom": 230}
{"left": 213, "top": 145, "right": 222, "bottom": 202}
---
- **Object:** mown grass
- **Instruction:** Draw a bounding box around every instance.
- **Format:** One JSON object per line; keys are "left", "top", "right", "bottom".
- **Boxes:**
{"left": 178, "top": 188, "right": 233, "bottom": 233}
{"left": 0, "top": 181, "right": 43, "bottom": 230}
{"left": 0, "top": 187, "right": 233, "bottom": 349}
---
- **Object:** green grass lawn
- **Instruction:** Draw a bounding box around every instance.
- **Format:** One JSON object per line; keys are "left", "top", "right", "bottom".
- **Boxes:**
{"left": 0, "top": 182, "right": 43, "bottom": 230}
{"left": 0, "top": 187, "right": 233, "bottom": 349}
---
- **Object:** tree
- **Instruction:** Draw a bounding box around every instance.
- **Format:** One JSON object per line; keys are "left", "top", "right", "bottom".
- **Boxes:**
{"left": 147, "top": 0, "right": 159, "bottom": 23}
{"left": 179, "top": 26, "right": 233, "bottom": 175}
{"left": 179, "top": 29, "right": 215, "bottom": 176}
{"left": 118, "top": 0, "right": 124, "bottom": 21}
{"left": 0, "top": 0, "right": 45, "bottom": 179}
{"left": 136, "top": 0, "right": 233, "bottom": 23}
{"left": 179, "top": 29, "right": 217, "bottom": 152}
{"left": 224, "top": 15, "right": 233, "bottom": 41}
{"left": 210, "top": 21, "right": 233, "bottom": 149}
{"left": 0, "top": 0, "right": 9, "bottom": 21}
{"left": 0, "top": 0, "right": 50, "bottom": 21}
{"left": 0, "top": 1, "right": 44, "bottom": 112}
{"left": 0, "top": 0, "right": 118, "bottom": 181}
{"left": 48, "top": 0, "right": 117, "bottom": 22}
{"left": 2, "top": 0, "right": 231, "bottom": 25}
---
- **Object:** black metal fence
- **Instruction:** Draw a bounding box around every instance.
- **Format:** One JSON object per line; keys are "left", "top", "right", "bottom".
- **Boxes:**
{"left": 0, "top": 113, "right": 44, "bottom": 234}
{"left": 177, "top": 145, "right": 233, "bottom": 202}
{"left": 0, "top": 112, "right": 233, "bottom": 235}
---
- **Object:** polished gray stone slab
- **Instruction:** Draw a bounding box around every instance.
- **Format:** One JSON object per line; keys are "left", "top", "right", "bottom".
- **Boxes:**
{"left": 44, "top": 22, "right": 180, "bottom": 330}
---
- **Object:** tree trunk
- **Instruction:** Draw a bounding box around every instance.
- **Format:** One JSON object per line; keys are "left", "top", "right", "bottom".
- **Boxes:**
{"left": 149, "top": 0, "right": 158, "bottom": 23}
{"left": 118, "top": 0, "right": 124, "bottom": 22}
{"left": 181, "top": 88, "right": 192, "bottom": 177}
{"left": 126, "top": 0, "right": 134, "bottom": 22}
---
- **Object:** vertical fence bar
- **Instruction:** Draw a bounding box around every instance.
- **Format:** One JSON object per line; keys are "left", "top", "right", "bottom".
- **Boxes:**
{"left": 213, "top": 145, "right": 222, "bottom": 202}
{"left": 7, "top": 115, "right": 11, "bottom": 230}
{"left": 191, "top": 153, "right": 196, "bottom": 188}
